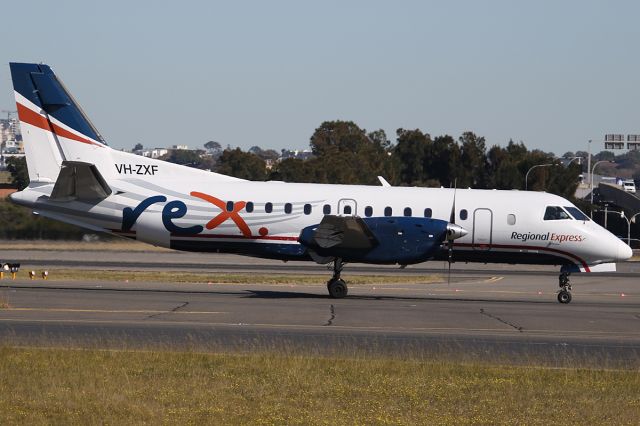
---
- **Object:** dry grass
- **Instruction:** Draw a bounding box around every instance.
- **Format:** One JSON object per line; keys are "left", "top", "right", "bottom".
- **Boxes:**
{"left": 0, "top": 347, "right": 638, "bottom": 425}
{"left": 18, "top": 269, "right": 443, "bottom": 285}
{"left": 0, "top": 239, "right": 171, "bottom": 252}
{"left": 0, "top": 289, "right": 9, "bottom": 309}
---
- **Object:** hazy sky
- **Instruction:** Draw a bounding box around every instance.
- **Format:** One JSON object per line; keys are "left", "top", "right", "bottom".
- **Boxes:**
{"left": 2, "top": 1, "right": 639, "bottom": 155}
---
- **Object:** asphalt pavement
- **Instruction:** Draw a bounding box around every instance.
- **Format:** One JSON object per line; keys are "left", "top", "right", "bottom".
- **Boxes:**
{"left": 0, "top": 257, "right": 638, "bottom": 366}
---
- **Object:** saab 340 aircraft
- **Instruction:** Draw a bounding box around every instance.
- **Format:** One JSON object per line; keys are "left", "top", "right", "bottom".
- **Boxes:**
{"left": 7, "top": 62, "right": 633, "bottom": 303}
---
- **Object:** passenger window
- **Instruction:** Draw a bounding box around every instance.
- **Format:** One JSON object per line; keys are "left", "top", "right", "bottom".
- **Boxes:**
{"left": 284, "top": 203, "right": 292, "bottom": 214}
{"left": 343, "top": 205, "right": 351, "bottom": 215}
{"left": 304, "top": 204, "right": 311, "bottom": 215}
{"left": 460, "top": 209, "right": 468, "bottom": 220}
{"left": 365, "top": 206, "right": 373, "bottom": 217}
{"left": 424, "top": 208, "right": 432, "bottom": 218}
{"left": 507, "top": 214, "right": 516, "bottom": 225}
{"left": 245, "top": 202, "right": 254, "bottom": 213}
{"left": 226, "top": 201, "right": 234, "bottom": 212}
{"left": 404, "top": 207, "right": 412, "bottom": 217}
{"left": 384, "top": 207, "right": 392, "bottom": 217}
{"left": 323, "top": 204, "right": 331, "bottom": 215}
{"left": 265, "top": 202, "right": 273, "bottom": 213}
{"left": 544, "top": 206, "right": 570, "bottom": 221}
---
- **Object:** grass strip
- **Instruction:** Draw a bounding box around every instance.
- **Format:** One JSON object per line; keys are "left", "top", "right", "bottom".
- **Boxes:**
{"left": 0, "top": 240, "right": 171, "bottom": 252}
{"left": 0, "top": 347, "right": 638, "bottom": 425}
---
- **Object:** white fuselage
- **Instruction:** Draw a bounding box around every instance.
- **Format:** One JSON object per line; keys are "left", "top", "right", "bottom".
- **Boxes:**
{"left": 11, "top": 146, "right": 633, "bottom": 271}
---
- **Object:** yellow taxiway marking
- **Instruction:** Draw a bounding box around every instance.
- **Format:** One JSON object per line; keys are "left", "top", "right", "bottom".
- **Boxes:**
{"left": 4, "top": 308, "right": 226, "bottom": 315}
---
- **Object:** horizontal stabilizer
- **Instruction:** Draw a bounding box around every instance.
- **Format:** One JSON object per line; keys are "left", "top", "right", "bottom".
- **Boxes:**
{"left": 50, "top": 161, "right": 112, "bottom": 202}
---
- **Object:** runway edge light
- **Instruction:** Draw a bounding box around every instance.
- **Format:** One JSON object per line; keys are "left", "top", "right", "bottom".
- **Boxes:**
{"left": 9, "top": 263, "right": 20, "bottom": 280}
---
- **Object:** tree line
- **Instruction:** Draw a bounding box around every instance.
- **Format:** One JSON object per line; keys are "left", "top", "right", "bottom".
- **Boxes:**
{"left": 6, "top": 120, "right": 585, "bottom": 200}
{"left": 204, "top": 120, "right": 583, "bottom": 200}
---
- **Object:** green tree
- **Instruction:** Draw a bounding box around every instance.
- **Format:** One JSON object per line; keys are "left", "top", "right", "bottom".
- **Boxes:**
{"left": 269, "top": 158, "right": 316, "bottom": 182}
{"left": 429, "top": 135, "right": 460, "bottom": 187}
{"left": 595, "top": 151, "right": 615, "bottom": 161}
{"left": 394, "top": 129, "right": 429, "bottom": 185}
{"left": 487, "top": 140, "right": 529, "bottom": 189}
{"left": 6, "top": 156, "right": 29, "bottom": 190}
{"left": 458, "top": 132, "right": 489, "bottom": 188}
{"left": 216, "top": 148, "right": 266, "bottom": 180}
{"left": 160, "top": 150, "right": 215, "bottom": 170}
{"left": 309, "top": 121, "right": 393, "bottom": 185}
{"left": 204, "top": 140, "right": 222, "bottom": 151}
{"left": 250, "top": 146, "right": 280, "bottom": 161}
{"left": 133, "top": 143, "right": 143, "bottom": 151}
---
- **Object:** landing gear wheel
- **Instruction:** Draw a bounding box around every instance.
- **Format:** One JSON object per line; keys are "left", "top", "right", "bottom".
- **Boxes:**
{"left": 557, "top": 270, "right": 573, "bottom": 304}
{"left": 557, "top": 290, "right": 572, "bottom": 304}
{"left": 326, "top": 258, "right": 348, "bottom": 298}
{"left": 328, "top": 279, "right": 348, "bottom": 298}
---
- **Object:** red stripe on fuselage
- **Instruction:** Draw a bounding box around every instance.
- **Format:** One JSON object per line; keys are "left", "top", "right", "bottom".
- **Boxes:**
{"left": 171, "top": 233, "right": 299, "bottom": 241}
{"left": 16, "top": 102, "right": 103, "bottom": 147}
{"left": 110, "top": 229, "right": 298, "bottom": 242}
{"left": 455, "top": 242, "right": 591, "bottom": 272}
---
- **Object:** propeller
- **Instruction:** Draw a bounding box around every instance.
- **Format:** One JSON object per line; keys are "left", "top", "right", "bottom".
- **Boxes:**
{"left": 447, "top": 184, "right": 456, "bottom": 286}
{"left": 445, "top": 181, "right": 468, "bottom": 286}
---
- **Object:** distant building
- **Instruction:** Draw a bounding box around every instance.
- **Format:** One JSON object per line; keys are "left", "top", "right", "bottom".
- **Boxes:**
{"left": 172, "top": 144, "right": 189, "bottom": 150}
{"left": 137, "top": 148, "right": 169, "bottom": 159}
{"left": 0, "top": 169, "right": 18, "bottom": 198}
{"left": 280, "top": 149, "right": 313, "bottom": 161}
{"left": 0, "top": 117, "right": 20, "bottom": 144}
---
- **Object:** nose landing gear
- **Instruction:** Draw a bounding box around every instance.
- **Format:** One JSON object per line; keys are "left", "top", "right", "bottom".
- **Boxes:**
{"left": 557, "top": 271, "right": 572, "bottom": 304}
{"left": 327, "top": 258, "right": 348, "bottom": 298}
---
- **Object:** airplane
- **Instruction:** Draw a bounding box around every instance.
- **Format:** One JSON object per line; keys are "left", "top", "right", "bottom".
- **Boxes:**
{"left": 7, "top": 62, "right": 634, "bottom": 303}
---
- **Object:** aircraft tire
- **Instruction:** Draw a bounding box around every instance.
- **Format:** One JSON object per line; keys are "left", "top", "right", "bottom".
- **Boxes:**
{"left": 328, "top": 279, "right": 348, "bottom": 298}
{"left": 557, "top": 290, "right": 572, "bottom": 304}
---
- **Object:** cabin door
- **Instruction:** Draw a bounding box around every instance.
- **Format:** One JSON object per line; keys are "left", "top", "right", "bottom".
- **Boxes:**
{"left": 472, "top": 208, "right": 493, "bottom": 250}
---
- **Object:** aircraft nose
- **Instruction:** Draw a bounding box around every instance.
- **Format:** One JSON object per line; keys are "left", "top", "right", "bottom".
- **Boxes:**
{"left": 617, "top": 240, "right": 633, "bottom": 261}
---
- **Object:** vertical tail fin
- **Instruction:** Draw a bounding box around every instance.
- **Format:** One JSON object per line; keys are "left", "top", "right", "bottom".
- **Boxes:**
{"left": 9, "top": 63, "right": 108, "bottom": 183}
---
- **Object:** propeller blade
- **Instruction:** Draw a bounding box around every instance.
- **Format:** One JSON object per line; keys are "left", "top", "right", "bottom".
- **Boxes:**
{"left": 447, "top": 179, "right": 458, "bottom": 287}
{"left": 447, "top": 242, "right": 453, "bottom": 286}
{"left": 449, "top": 194, "right": 456, "bottom": 224}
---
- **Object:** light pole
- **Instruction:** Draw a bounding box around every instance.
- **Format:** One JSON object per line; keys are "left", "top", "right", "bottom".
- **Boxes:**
{"left": 525, "top": 163, "right": 556, "bottom": 191}
{"left": 589, "top": 160, "right": 615, "bottom": 205}
{"left": 620, "top": 211, "right": 640, "bottom": 246}
{"left": 566, "top": 156, "right": 583, "bottom": 166}
{"left": 598, "top": 209, "right": 640, "bottom": 247}
{"left": 587, "top": 139, "right": 591, "bottom": 192}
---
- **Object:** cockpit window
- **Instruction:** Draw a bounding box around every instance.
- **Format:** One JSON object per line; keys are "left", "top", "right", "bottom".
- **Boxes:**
{"left": 564, "top": 206, "right": 590, "bottom": 221}
{"left": 544, "top": 206, "right": 571, "bottom": 221}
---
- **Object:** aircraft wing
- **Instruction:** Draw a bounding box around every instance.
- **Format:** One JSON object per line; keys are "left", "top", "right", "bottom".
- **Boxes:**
{"left": 303, "top": 215, "right": 378, "bottom": 250}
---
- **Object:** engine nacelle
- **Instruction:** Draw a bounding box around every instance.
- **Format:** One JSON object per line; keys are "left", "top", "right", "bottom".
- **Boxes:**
{"left": 299, "top": 216, "right": 450, "bottom": 264}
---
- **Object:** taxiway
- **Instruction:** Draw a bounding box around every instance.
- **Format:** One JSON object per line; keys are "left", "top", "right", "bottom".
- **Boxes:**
{"left": 0, "top": 261, "right": 638, "bottom": 365}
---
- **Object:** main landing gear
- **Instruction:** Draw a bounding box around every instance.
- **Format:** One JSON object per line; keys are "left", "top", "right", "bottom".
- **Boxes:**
{"left": 557, "top": 271, "right": 572, "bottom": 304}
{"left": 327, "top": 258, "right": 348, "bottom": 298}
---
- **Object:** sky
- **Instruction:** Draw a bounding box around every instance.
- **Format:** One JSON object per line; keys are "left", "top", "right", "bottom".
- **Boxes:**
{"left": 1, "top": 0, "right": 639, "bottom": 155}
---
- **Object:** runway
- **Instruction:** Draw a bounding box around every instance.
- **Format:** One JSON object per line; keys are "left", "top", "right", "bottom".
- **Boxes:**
{"left": 1, "top": 262, "right": 639, "bottom": 365}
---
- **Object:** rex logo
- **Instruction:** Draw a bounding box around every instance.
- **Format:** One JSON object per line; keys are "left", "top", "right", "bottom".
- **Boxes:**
{"left": 190, "top": 191, "right": 251, "bottom": 237}
{"left": 122, "top": 192, "right": 262, "bottom": 237}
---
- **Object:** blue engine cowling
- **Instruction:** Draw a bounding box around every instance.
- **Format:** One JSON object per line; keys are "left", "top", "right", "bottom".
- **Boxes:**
{"left": 298, "top": 216, "right": 449, "bottom": 264}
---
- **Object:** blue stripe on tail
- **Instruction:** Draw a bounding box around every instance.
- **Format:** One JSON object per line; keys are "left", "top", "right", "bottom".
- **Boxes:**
{"left": 9, "top": 62, "right": 105, "bottom": 144}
